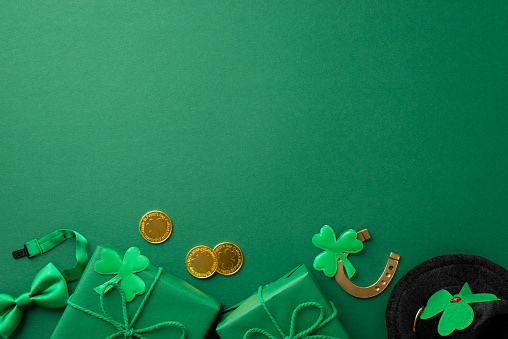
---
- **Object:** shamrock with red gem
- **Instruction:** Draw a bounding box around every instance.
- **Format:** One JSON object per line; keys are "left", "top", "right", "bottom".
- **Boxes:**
{"left": 420, "top": 282, "right": 500, "bottom": 336}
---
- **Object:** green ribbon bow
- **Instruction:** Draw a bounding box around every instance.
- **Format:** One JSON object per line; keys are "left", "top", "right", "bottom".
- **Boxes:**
{"left": 243, "top": 286, "right": 341, "bottom": 339}
{"left": 94, "top": 247, "right": 150, "bottom": 302}
{"left": 68, "top": 267, "right": 186, "bottom": 339}
{"left": 0, "top": 263, "right": 69, "bottom": 339}
{"left": 420, "top": 282, "right": 500, "bottom": 336}
{"left": 312, "top": 226, "right": 363, "bottom": 279}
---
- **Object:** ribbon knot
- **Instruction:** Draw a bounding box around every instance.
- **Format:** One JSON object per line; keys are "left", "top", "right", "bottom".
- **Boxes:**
{"left": 68, "top": 267, "right": 186, "bottom": 339}
{"left": 243, "top": 286, "right": 342, "bottom": 339}
{"left": 123, "top": 327, "right": 135, "bottom": 338}
{"left": 0, "top": 263, "right": 69, "bottom": 338}
{"left": 15, "top": 292, "right": 35, "bottom": 309}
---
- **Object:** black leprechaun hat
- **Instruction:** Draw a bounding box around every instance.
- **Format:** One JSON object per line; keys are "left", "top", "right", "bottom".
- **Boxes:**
{"left": 386, "top": 254, "right": 508, "bottom": 338}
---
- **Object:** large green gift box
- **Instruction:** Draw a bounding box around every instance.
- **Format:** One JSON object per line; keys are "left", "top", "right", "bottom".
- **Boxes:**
{"left": 51, "top": 245, "right": 221, "bottom": 338}
{"left": 216, "top": 264, "right": 351, "bottom": 339}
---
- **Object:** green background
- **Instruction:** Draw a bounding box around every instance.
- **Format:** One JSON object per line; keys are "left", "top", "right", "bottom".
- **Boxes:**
{"left": 1, "top": 1, "right": 507, "bottom": 338}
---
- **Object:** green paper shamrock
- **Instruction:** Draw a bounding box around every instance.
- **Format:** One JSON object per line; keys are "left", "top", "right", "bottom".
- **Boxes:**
{"left": 94, "top": 247, "right": 150, "bottom": 302}
{"left": 312, "top": 225, "right": 363, "bottom": 278}
{"left": 420, "top": 282, "right": 500, "bottom": 336}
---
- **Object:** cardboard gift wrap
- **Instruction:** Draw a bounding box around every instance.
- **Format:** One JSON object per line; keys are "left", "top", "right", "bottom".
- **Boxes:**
{"left": 51, "top": 245, "right": 220, "bottom": 339}
{"left": 216, "top": 264, "right": 351, "bottom": 339}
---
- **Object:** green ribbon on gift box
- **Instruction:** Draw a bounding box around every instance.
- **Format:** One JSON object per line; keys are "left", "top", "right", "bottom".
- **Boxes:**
{"left": 243, "top": 286, "right": 341, "bottom": 339}
{"left": 68, "top": 267, "right": 186, "bottom": 339}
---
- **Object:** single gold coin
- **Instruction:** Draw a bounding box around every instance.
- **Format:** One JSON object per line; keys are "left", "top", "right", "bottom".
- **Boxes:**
{"left": 186, "top": 245, "right": 218, "bottom": 279}
{"left": 213, "top": 242, "right": 243, "bottom": 276}
{"left": 139, "top": 211, "right": 172, "bottom": 244}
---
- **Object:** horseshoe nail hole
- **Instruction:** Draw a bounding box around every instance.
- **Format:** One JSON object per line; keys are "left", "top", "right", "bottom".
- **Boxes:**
{"left": 375, "top": 287, "right": 380, "bottom": 291}
{"left": 381, "top": 280, "right": 386, "bottom": 285}
{"left": 386, "top": 273, "right": 391, "bottom": 278}
{"left": 389, "top": 266, "right": 394, "bottom": 270}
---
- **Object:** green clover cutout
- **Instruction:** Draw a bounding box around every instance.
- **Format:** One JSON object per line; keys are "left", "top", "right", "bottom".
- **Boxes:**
{"left": 420, "top": 282, "right": 500, "bottom": 336}
{"left": 312, "top": 225, "right": 363, "bottom": 278}
{"left": 94, "top": 247, "right": 150, "bottom": 302}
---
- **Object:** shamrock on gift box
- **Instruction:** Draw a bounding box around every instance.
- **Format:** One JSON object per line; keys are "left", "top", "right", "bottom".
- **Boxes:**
{"left": 94, "top": 247, "right": 150, "bottom": 302}
{"left": 312, "top": 225, "right": 363, "bottom": 278}
{"left": 420, "top": 282, "right": 500, "bottom": 336}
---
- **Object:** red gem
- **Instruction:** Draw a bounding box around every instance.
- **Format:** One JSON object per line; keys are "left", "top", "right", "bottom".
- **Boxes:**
{"left": 451, "top": 297, "right": 461, "bottom": 303}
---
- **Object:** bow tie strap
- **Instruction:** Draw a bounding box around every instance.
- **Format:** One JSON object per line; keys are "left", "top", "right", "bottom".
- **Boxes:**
{"left": 13, "top": 229, "right": 88, "bottom": 283}
{"left": 0, "top": 263, "right": 69, "bottom": 338}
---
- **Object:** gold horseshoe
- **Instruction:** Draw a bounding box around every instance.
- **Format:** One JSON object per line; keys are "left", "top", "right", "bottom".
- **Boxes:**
{"left": 334, "top": 229, "right": 400, "bottom": 298}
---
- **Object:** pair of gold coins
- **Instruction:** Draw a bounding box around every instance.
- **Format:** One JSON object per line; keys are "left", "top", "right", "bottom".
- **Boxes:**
{"left": 186, "top": 243, "right": 243, "bottom": 279}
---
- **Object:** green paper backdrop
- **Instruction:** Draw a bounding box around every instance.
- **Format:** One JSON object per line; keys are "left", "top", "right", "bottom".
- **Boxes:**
{"left": 1, "top": 2, "right": 507, "bottom": 338}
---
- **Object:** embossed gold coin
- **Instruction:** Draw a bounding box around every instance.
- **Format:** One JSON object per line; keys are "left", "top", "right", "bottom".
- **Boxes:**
{"left": 186, "top": 246, "right": 218, "bottom": 279}
{"left": 213, "top": 242, "right": 243, "bottom": 276}
{"left": 139, "top": 211, "right": 172, "bottom": 244}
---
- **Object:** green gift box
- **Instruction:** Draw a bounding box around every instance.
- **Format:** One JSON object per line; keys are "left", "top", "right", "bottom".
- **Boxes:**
{"left": 51, "top": 245, "right": 221, "bottom": 339}
{"left": 216, "top": 264, "right": 351, "bottom": 339}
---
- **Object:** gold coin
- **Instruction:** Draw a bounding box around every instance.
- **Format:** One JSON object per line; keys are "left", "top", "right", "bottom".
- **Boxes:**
{"left": 186, "top": 245, "right": 218, "bottom": 279}
{"left": 139, "top": 211, "right": 172, "bottom": 244}
{"left": 213, "top": 242, "right": 243, "bottom": 276}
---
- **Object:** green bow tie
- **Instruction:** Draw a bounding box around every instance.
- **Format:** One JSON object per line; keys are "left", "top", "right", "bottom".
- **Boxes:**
{"left": 0, "top": 263, "right": 69, "bottom": 339}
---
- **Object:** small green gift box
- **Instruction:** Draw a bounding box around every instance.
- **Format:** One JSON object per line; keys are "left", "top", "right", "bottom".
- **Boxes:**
{"left": 51, "top": 245, "right": 220, "bottom": 339}
{"left": 216, "top": 264, "right": 351, "bottom": 339}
